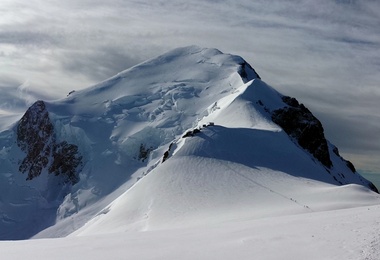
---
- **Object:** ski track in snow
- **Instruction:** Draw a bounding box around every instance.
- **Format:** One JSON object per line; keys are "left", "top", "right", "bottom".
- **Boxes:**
{"left": 362, "top": 219, "right": 380, "bottom": 260}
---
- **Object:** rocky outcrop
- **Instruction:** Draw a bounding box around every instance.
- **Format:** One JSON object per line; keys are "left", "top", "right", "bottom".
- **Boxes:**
{"left": 331, "top": 146, "right": 378, "bottom": 193}
{"left": 332, "top": 146, "right": 355, "bottom": 172}
{"left": 238, "top": 61, "right": 261, "bottom": 81}
{"left": 162, "top": 142, "right": 173, "bottom": 163}
{"left": 272, "top": 96, "right": 332, "bottom": 168}
{"left": 49, "top": 141, "right": 82, "bottom": 184}
{"left": 269, "top": 96, "right": 379, "bottom": 193}
{"left": 17, "top": 101, "right": 82, "bottom": 184}
{"left": 17, "top": 101, "right": 54, "bottom": 180}
{"left": 137, "top": 143, "right": 153, "bottom": 162}
{"left": 182, "top": 128, "right": 201, "bottom": 138}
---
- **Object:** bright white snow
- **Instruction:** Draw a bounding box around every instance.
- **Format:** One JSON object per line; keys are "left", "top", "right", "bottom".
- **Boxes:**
{"left": 0, "top": 46, "right": 379, "bottom": 259}
{"left": 1, "top": 205, "right": 380, "bottom": 260}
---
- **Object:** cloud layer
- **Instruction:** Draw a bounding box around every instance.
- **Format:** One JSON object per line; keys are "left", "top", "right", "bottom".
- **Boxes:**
{"left": 1, "top": 0, "right": 379, "bottom": 172}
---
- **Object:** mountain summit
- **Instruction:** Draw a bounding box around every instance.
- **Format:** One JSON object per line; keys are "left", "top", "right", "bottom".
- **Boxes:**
{"left": 0, "top": 46, "right": 378, "bottom": 239}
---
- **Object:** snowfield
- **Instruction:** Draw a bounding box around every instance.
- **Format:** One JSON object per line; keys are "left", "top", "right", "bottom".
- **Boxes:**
{"left": 0, "top": 46, "right": 379, "bottom": 259}
{"left": 2, "top": 205, "right": 380, "bottom": 260}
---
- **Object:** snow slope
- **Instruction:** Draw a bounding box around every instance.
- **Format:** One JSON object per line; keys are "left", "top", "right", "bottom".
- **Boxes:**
{"left": 0, "top": 46, "right": 378, "bottom": 244}
{"left": 2, "top": 205, "right": 380, "bottom": 260}
{"left": 73, "top": 118, "right": 380, "bottom": 236}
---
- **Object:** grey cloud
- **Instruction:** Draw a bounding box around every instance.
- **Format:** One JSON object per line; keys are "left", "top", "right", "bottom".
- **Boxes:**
{"left": 0, "top": 30, "right": 62, "bottom": 47}
{"left": 0, "top": 84, "right": 45, "bottom": 114}
{"left": 320, "top": 112, "right": 380, "bottom": 154}
{"left": 58, "top": 47, "right": 143, "bottom": 83}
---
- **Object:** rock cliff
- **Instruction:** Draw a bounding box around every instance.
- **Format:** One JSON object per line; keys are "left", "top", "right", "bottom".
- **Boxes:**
{"left": 272, "top": 96, "right": 332, "bottom": 168}
{"left": 17, "top": 101, "right": 82, "bottom": 184}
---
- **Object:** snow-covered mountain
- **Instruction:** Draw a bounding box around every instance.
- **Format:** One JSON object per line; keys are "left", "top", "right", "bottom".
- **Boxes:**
{"left": 0, "top": 46, "right": 378, "bottom": 240}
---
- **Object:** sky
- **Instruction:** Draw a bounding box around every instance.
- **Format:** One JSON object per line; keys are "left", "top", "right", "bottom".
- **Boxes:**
{"left": 0, "top": 0, "right": 379, "bottom": 173}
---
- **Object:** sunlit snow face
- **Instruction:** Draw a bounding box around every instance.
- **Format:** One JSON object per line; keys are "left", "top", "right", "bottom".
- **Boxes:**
{"left": 0, "top": 0, "right": 379, "bottom": 172}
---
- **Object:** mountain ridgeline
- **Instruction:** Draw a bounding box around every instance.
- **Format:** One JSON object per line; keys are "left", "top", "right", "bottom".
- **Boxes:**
{"left": 0, "top": 46, "right": 377, "bottom": 240}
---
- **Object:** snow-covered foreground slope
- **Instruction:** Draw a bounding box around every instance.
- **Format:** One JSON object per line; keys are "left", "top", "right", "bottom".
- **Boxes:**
{"left": 2, "top": 205, "right": 380, "bottom": 260}
{"left": 0, "top": 46, "right": 379, "bottom": 243}
{"left": 72, "top": 124, "right": 380, "bottom": 236}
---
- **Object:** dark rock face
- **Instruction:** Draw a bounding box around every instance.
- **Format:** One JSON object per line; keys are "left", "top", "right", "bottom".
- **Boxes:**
{"left": 272, "top": 96, "right": 332, "bottom": 168}
{"left": 238, "top": 61, "right": 261, "bottom": 81}
{"left": 17, "top": 101, "right": 54, "bottom": 180}
{"left": 332, "top": 146, "right": 378, "bottom": 193}
{"left": 270, "top": 96, "right": 378, "bottom": 193}
{"left": 368, "top": 182, "right": 379, "bottom": 193}
{"left": 49, "top": 141, "right": 82, "bottom": 184}
{"left": 162, "top": 142, "right": 174, "bottom": 163}
{"left": 17, "top": 101, "right": 82, "bottom": 184}
{"left": 332, "top": 146, "right": 356, "bottom": 172}
{"left": 137, "top": 143, "right": 153, "bottom": 162}
{"left": 182, "top": 128, "right": 201, "bottom": 138}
